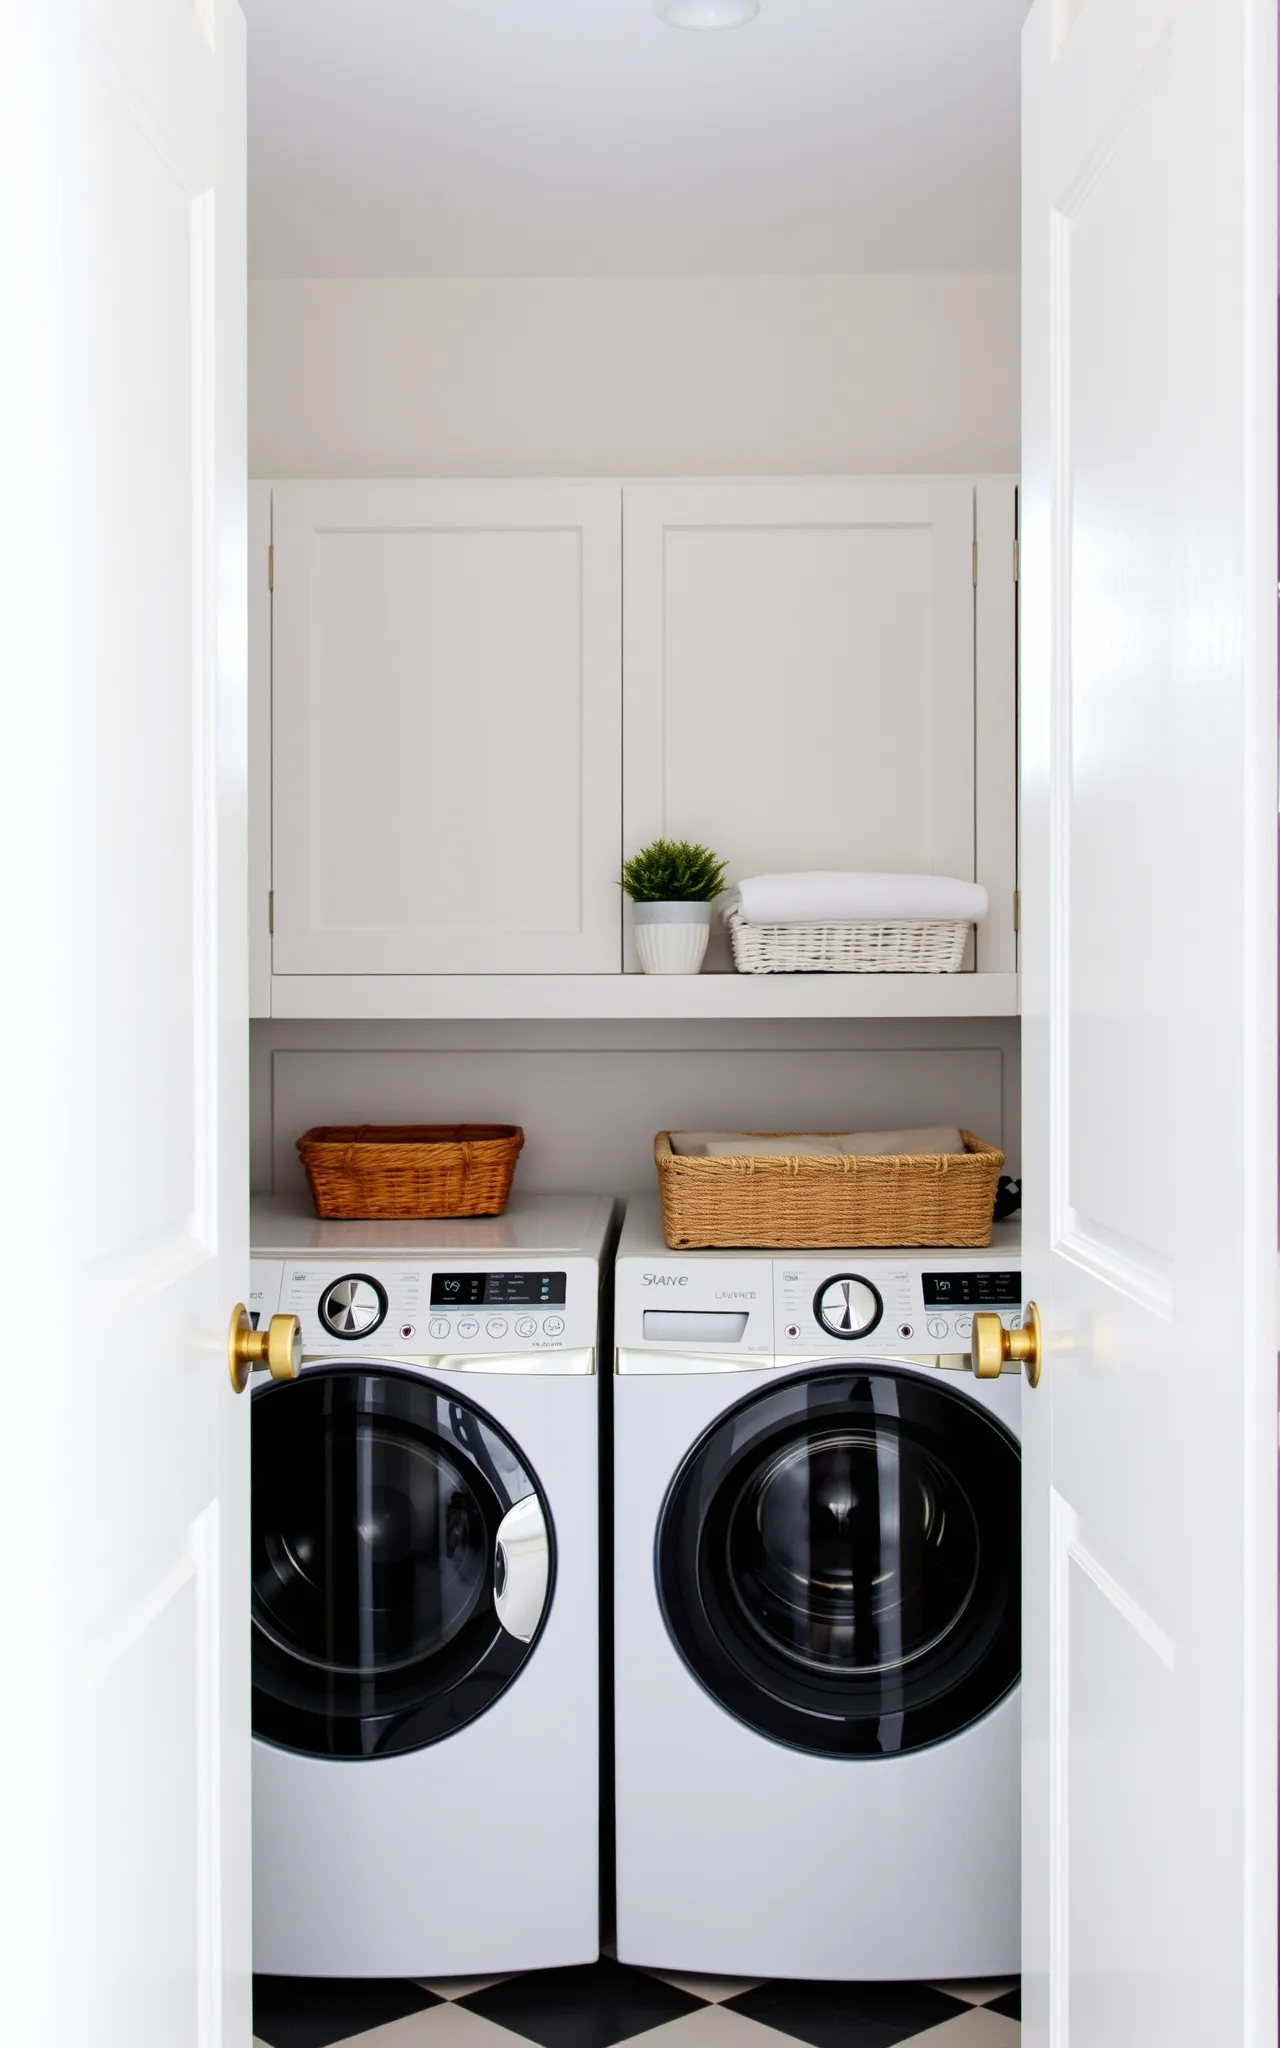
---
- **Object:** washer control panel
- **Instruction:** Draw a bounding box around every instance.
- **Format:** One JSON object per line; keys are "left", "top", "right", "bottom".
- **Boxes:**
{"left": 319, "top": 1273, "right": 388, "bottom": 1339}
{"left": 249, "top": 1256, "right": 597, "bottom": 1358}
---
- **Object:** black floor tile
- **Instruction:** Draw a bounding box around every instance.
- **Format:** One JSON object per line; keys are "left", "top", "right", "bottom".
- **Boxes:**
{"left": 987, "top": 1985, "right": 1021, "bottom": 2020}
{"left": 723, "top": 1979, "right": 970, "bottom": 2048}
{"left": 459, "top": 1956, "right": 706, "bottom": 2048}
{"left": 252, "top": 1974, "right": 442, "bottom": 2048}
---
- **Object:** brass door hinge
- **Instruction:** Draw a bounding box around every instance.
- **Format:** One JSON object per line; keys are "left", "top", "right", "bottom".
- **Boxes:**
{"left": 268, "top": 542, "right": 274, "bottom": 592}
{"left": 1012, "top": 537, "right": 1020, "bottom": 583}
{"left": 972, "top": 540, "right": 979, "bottom": 587}
{"left": 1013, "top": 888, "right": 1021, "bottom": 933}
{"left": 268, "top": 890, "right": 275, "bottom": 935}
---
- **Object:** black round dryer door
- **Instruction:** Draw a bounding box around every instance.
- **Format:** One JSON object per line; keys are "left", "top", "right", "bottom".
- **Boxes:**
{"left": 252, "top": 1366, "right": 555, "bottom": 1759}
{"left": 657, "top": 1364, "right": 1020, "bottom": 1758}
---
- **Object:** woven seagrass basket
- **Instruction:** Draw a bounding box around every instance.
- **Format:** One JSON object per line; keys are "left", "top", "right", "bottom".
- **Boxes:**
{"left": 655, "top": 1130, "right": 1004, "bottom": 1249}
{"left": 297, "top": 1124, "right": 524, "bottom": 1219}
{"left": 725, "top": 907, "right": 969, "bottom": 974}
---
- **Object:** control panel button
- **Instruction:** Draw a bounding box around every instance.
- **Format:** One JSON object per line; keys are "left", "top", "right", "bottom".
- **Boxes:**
{"left": 319, "top": 1273, "right": 388, "bottom": 1340}
{"left": 399, "top": 1323, "right": 416, "bottom": 1341}
{"left": 456, "top": 1317, "right": 479, "bottom": 1339}
{"left": 814, "top": 1275, "right": 883, "bottom": 1340}
{"left": 486, "top": 1317, "right": 509, "bottom": 1340}
{"left": 897, "top": 1322, "right": 915, "bottom": 1340}
{"left": 785, "top": 1323, "right": 802, "bottom": 1340}
{"left": 926, "top": 1317, "right": 948, "bottom": 1341}
{"left": 955, "top": 1314, "right": 973, "bottom": 1338}
{"left": 542, "top": 1315, "right": 565, "bottom": 1338}
{"left": 428, "top": 1318, "right": 450, "bottom": 1341}
{"left": 514, "top": 1316, "right": 538, "bottom": 1340}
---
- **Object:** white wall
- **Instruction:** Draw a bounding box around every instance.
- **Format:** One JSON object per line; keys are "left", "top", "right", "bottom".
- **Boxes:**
{"left": 250, "top": 273, "right": 1019, "bottom": 478}
{"left": 248, "top": 272, "right": 1022, "bottom": 1203}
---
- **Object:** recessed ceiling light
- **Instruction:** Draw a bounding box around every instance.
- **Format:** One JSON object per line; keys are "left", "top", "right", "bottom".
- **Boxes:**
{"left": 656, "top": 0, "right": 761, "bottom": 29}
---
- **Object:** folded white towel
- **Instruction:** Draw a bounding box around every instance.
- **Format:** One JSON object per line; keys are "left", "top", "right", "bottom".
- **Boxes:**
{"left": 702, "top": 1136, "right": 851, "bottom": 1158}
{"left": 839, "top": 1125, "right": 966, "bottom": 1157}
{"left": 733, "top": 872, "right": 989, "bottom": 927}
{"left": 673, "top": 1127, "right": 968, "bottom": 1160}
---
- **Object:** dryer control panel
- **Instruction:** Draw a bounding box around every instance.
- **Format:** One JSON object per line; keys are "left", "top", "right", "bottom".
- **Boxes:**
{"left": 775, "top": 1259, "right": 1023, "bottom": 1354}
{"left": 249, "top": 1256, "right": 599, "bottom": 1361}
{"left": 613, "top": 1232, "right": 1024, "bottom": 1367}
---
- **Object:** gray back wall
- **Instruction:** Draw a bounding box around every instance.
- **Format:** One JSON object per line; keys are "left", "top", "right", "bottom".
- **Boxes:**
{"left": 251, "top": 1019, "right": 1021, "bottom": 1205}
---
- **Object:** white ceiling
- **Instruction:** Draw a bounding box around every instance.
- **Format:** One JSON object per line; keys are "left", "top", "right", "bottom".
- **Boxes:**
{"left": 245, "top": 0, "right": 1029, "bottom": 279}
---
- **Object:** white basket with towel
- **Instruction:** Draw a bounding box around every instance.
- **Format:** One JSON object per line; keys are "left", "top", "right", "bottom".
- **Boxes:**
{"left": 724, "top": 872, "right": 989, "bottom": 974}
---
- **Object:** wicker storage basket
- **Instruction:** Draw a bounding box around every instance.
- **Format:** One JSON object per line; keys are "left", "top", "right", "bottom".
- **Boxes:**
{"left": 297, "top": 1124, "right": 524, "bottom": 1219}
{"left": 655, "top": 1130, "right": 1004, "bottom": 1249}
{"left": 725, "top": 907, "right": 969, "bottom": 974}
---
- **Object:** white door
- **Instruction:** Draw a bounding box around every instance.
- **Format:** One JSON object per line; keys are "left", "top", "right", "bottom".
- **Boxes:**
{"left": 1021, "top": 1, "right": 1276, "bottom": 2042}
{"left": 0, "top": 4, "right": 252, "bottom": 2044}
{"left": 270, "top": 481, "right": 623, "bottom": 976}
{"left": 622, "top": 480, "right": 1014, "bottom": 971}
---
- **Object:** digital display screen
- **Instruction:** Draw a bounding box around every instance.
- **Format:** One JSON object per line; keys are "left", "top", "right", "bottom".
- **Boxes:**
{"left": 430, "top": 1270, "right": 567, "bottom": 1308}
{"left": 922, "top": 1271, "right": 1022, "bottom": 1307}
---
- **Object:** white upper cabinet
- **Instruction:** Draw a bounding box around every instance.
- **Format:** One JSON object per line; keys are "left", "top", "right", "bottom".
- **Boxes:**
{"left": 255, "top": 476, "right": 1016, "bottom": 1011}
{"left": 623, "top": 480, "right": 1015, "bottom": 974}
{"left": 270, "top": 482, "right": 622, "bottom": 974}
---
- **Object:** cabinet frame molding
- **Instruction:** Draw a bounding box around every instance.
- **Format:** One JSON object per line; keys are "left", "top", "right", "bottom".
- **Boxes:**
{"left": 249, "top": 480, "right": 272, "bottom": 1017}
{"left": 974, "top": 477, "right": 1019, "bottom": 975}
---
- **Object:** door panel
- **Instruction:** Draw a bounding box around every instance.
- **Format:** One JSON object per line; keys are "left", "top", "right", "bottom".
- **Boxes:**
{"left": 271, "top": 482, "right": 623, "bottom": 975}
{"left": 1055, "top": 45, "right": 1174, "bottom": 1293}
{"left": 1021, "top": 0, "right": 1276, "bottom": 2040}
{"left": 623, "top": 481, "right": 984, "bottom": 970}
{"left": 1063, "top": 1553, "right": 1178, "bottom": 2047}
{"left": 82, "top": 39, "right": 212, "bottom": 1266}
{"left": 0, "top": 2, "right": 250, "bottom": 2043}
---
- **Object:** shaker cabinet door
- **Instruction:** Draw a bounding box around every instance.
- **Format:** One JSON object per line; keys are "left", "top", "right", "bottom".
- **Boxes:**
{"left": 270, "top": 483, "right": 622, "bottom": 974}
{"left": 623, "top": 481, "right": 983, "bottom": 969}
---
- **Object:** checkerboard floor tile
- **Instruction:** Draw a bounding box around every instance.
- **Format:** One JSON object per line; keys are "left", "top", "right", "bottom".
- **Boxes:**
{"left": 253, "top": 1962, "right": 1019, "bottom": 2048}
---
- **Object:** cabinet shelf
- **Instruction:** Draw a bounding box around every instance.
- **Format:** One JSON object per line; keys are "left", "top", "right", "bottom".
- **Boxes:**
{"left": 266, "top": 972, "right": 1019, "bottom": 1021}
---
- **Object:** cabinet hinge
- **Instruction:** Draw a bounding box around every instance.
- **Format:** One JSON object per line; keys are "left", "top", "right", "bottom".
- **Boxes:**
{"left": 268, "top": 890, "right": 274, "bottom": 935}
{"left": 268, "top": 542, "right": 274, "bottom": 592}
{"left": 1013, "top": 888, "right": 1021, "bottom": 933}
{"left": 1012, "top": 537, "right": 1020, "bottom": 584}
{"left": 972, "top": 540, "right": 979, "bottom": 587}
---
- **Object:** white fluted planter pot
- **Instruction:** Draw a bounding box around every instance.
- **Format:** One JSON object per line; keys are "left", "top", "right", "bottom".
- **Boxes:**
{"left": 632, "top": 900, "right": 712, "bottom": 974}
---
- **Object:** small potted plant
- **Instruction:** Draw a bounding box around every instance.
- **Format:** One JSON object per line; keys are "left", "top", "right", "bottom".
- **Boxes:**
{"left": 620, "top": 839, "right": 729, "bottom": 974}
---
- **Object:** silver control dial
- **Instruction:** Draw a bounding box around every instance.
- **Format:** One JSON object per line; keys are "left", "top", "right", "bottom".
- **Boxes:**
{"left": 814, "top": 1274, "right": 883, "bottom": 1340}
{"left": 319, "top": 1273, "right": 388, "bottom": 1340}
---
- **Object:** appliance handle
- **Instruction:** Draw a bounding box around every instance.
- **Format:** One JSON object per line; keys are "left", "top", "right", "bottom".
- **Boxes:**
{"left": 493, "top": 1494, "right": 550, "bottom": 1643}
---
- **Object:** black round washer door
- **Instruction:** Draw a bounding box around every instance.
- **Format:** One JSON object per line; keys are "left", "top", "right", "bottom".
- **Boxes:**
{"left": 252, "top": 1366, "right": 554, "bottom": 1759}
{"left": 658, "top": 1364, "right": 1020, "bottom": 1757}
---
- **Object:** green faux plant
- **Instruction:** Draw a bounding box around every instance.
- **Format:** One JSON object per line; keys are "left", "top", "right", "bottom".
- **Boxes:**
{"left": 619, "top": 838, "right": 729, "bottom": 904}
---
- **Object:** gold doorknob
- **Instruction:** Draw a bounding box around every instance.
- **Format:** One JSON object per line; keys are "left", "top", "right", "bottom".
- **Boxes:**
{"left": 228, "top": 1305, "right": 302, "bottom": 1394}
{"left": 971, "top": 1302, "right": 1042, "bottom": 1389}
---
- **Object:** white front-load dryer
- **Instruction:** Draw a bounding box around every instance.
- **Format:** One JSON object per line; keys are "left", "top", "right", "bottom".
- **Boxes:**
{"left": 248, "top": 1194, "right": 614, "bottom": 1979}
{"left": 612, "top": 1199, "right": 1022, "bottom": 1983}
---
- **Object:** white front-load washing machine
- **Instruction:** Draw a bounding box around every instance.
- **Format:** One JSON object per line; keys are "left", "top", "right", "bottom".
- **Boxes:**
{"left": 248, "top": 1194, "right": 614, "bottom": 1979}
{"left": 612, "top": 1199, "right": 1022, "bottom": 1982}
